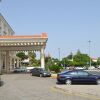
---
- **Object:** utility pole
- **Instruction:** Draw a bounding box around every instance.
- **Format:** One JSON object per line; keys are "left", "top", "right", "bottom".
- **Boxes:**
{"left": 58, "top": 48, "right": 60, "bottom": 61}
{"left": 88, "top": 40, "right": 91, "bottom": 67}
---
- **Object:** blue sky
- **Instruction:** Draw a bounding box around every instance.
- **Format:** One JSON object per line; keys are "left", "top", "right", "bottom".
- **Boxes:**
{"left": 0, "top": 0, "right": 100, "bottom": 59}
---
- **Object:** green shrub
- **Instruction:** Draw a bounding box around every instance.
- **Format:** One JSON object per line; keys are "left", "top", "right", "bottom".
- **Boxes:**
{"left": 49, "top": 65, "right": 63, "bottom": 73}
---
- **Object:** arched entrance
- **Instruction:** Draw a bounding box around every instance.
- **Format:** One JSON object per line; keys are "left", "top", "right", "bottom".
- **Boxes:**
{"left": 0, "top": 33, "right": 48, "bottom": 73}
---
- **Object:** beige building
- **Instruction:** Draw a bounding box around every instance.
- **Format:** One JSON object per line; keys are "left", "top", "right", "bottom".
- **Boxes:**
{"left": 0, "top": 13, "right": 16, "bottom": 73}
{"left": 0, "top": 13, "right": 48, "bottom": 73}
{"left": 0, "top": 13, "right": 15, "bottom": 36}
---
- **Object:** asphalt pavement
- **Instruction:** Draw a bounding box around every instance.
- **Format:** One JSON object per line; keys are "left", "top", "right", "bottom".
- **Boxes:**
{"left": 0, "top": 73, "right": 94, "bottom": 100}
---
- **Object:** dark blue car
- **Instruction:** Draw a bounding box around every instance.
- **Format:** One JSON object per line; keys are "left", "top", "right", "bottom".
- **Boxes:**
{"left": 31, "top": 68, "right": 51, "bottom": 77}
{"left": 57, "top": 70, "right": 100, "bottom": 85}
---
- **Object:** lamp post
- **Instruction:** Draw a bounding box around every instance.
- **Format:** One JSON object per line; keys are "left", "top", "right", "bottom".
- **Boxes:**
{"left": 58, "top": 48, "right": 60, "bottom": 61}
{"left": 88, "top": 40, "right": 91, "bottom": 67}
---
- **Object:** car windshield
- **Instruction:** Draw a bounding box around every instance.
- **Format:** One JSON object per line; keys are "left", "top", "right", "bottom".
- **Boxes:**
{"left": 40, "top": 69, "right": 48, "bottom": 72}
{"left": 60, "top": 71, "right": 69, "bottom": 74}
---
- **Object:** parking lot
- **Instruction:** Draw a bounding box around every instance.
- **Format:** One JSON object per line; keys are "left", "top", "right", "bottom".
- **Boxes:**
{"left": 0, "top": 73, "right": 100, "bottom": 100}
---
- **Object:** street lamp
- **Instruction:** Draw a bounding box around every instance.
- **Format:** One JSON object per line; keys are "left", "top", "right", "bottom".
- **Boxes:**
{"left": 88, "top": 40, "right": 91, "bottom": 67}
{"left": 58, "top": 48, "right": 60, "bottom": 61}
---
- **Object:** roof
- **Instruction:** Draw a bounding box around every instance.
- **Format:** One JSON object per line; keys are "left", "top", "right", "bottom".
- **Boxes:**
{"left": 0, "top": 33, "right": 48, "bottom": 39}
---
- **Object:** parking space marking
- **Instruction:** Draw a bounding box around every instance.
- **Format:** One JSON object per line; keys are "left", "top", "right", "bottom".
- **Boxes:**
{"left": 51, "top": 87, "right": 100, "bottom": 100}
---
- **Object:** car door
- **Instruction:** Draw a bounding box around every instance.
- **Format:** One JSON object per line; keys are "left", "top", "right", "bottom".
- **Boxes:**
{"left": 32, "top": 69, "right": 36, "bottom": 75}
{"left": 35, "top": 69, "right": 39, "bottom": 76}
{"left": 67, "top": 71, "right": 79, "bottom": 83}
{"left": 33, "top": 68, "right": 38, "bottom": 76}
{"left": 77, "top": 71, "right": 93, "bottom": 83}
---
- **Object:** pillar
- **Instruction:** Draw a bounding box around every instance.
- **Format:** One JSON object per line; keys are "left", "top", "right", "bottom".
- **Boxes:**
{"left": 13, "top": 58, "right": 16, "bottom": 68}
{"left": 16, "top": 59, "right": 19, "bottom": 68}
{"left": 6, "top": 51, "right": 10, "bottom": 73}
{"left": 40, "top": 47, "right": 45, "bottom": 69}
{"left": 4, "top": 54, "right": 6, "bottom": 70}
{"left": 9, "top": 57, "right": 12, "bottom": 71}
{"left": 0, "top": 52, "right": 2, "bottom": 74}
{"left": 19, "top": 59, "right": 21, "bottom": 67}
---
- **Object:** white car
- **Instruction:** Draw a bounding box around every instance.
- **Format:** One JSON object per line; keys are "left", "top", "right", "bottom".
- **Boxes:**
{"left": 88, "top": 66, "right": 95, "bottom": 70}
{"left": 26, "top": 67, "right": 34, "bottom": 72}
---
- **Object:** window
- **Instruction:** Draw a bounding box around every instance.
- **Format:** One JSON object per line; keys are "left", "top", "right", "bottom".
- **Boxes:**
{"left": 3, "top": 31, "right": 7, "bottom": 35}
{"left": 68, "top": 71, "right": 78, "bottom": 76}
{"left": 78, "top": 71, "right": 89, "bottom": 76}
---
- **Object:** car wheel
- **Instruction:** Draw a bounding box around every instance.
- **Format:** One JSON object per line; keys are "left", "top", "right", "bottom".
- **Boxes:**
{"left": 65, "top": 79, "right": 72, "bottom": 85}
{"left": 40, "top": 74, "right": 42, "bottom": 77}
{"left": 96, "top": 79, "right": 100, "bottom": 85}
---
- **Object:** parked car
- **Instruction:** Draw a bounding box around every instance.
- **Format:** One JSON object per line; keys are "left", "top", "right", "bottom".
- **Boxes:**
{"left": 31, "top": 68, "right": 51, "bottom": 77}
{"left": 26, "top": 67, "right": 34, "bottom": 73}
{"left": 57, "top": 70, "right": 100, "bottom": 85}
{"left": 13, "top": 67, "right": 27, "bottom": 73}
{"left": 88, "top": 66, "right": 95, "bottom": 70}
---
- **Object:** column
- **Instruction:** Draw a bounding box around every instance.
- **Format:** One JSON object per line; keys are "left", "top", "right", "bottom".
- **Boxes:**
{"left": 40, "top": 47, "right": 45, "bottom": 69}
{"left": 16, "top": 59, "right": 19, "bottom": 68}
{"left": 13, "top": 58, "right": 16, "bottom": 68}
{"left": 4, "top": 54, "right": 6, "bottom": 70}
{"left": 6, "top": 51, "right": 10, "bottom": 73}
{"left": 19, "top": 59, "right": 21, "bottom": 67}
{"left": 0, "top": 52, "right": 2, "bottom": 74}
{"left": 9, "top": 57, "right": 12, "bottom": 71}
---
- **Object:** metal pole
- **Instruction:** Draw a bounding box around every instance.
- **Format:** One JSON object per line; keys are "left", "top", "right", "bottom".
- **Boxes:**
{"left": 58, "top": 48, "right": 60, "bottom": 61}
{"left": 88, "top": 40, "right": 91, "bottom": 67}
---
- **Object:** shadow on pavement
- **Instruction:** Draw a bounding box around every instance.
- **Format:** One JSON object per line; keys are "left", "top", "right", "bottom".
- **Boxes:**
{"left": 0, "top": 81, "right": 4, "bottom": 87}
{"left": 56, "top": 82, "right": 97, "bottom": 85}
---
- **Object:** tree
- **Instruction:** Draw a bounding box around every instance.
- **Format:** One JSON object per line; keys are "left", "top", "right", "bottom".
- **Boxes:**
{"left": 28, "top": 51, "right": 39, "bottom": 66}
{"left": 49, "top": 65, "right": 63, "bottom": 73}
{"left": 16, "top": 52, "right": 28, "bottom": 60}
{"left": 76, "top": 49, "right": 81, "bottom": 55}
{"left": 45, "top": 56, "right": 54, "bottom": 70}
{"left": 73, "top": 53, "right": 90, "bottom": 66}
{"left": 97, "top": 57, "right": 100, "bottom": 65}
{"left": 67, "top": 52, "right": 73, "bottom": 60}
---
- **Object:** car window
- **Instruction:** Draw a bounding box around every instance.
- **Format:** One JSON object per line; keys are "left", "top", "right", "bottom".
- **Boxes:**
{"left": 68, "top": 71, "right": 78, "bottom": 76}
{"left": 77, "top": 71, "right": 89, "bottom": 76}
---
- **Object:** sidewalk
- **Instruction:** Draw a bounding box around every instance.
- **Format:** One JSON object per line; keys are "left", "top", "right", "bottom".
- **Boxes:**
{"left": 51, "top": 74, "right": 57, "bottom": 78}
{"left": 55, "top": 85, "right": 100, "bottom": 99}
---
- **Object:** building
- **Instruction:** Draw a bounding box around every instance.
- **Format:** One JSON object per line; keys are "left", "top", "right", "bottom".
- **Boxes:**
{"left": 0, "top": 13, "right": 16, "bottom": 73}
{"left": 0, "top": 14, "right": 48, "bottom": 73}
{"left": 0, "top": 13, "right": 15, "bottom": 36}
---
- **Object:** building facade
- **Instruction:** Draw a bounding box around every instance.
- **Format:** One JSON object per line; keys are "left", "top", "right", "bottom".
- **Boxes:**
{"left": 0, "top": 13, "right": 17, "bottom": 73}
{"left": 0, "top": 13, "right": 15, "bottom": 36}
{"left": 0, "top": 14, "right": 48, "bottom": 73}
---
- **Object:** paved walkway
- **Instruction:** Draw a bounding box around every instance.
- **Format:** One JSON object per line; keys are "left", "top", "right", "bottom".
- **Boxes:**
{"left": 0, "top": 74, "right": 91, "bottom": 100}
{"left": 55, "top": 85, "right": 100, "bottom": 99}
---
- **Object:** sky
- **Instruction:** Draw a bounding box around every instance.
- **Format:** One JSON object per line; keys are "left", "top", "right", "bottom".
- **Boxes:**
{"left": 0, "top": 0, "right": 100, "bottom": 59}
